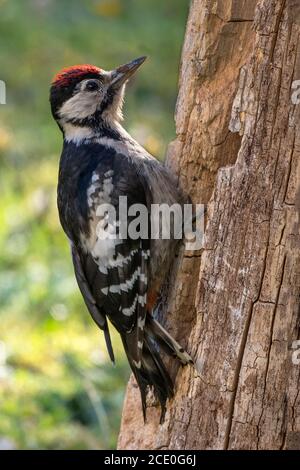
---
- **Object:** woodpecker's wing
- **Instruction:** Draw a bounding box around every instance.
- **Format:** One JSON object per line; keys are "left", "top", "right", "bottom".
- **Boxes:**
{"left": 71, "top": 243, "right": 115, "bottom": 363}
{"left": 95, "top": 236, "right": 150, "bottom": 366}
{"left": 74, "top": 150, "right": 151, "bottom": 364}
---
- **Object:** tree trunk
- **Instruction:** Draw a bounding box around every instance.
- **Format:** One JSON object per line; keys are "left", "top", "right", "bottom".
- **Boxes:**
{"left": 118, "top": 0, "right": 300, "bottom": 450}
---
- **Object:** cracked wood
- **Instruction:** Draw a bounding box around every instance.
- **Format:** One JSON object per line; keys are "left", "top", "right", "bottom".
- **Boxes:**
{"left": 118, "top": 0, "right": 300, "bottom": 450}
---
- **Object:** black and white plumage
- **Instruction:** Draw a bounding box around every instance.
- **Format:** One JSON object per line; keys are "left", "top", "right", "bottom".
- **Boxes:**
{"left": 50, "top": 57, "right": 193, "bottom": 421}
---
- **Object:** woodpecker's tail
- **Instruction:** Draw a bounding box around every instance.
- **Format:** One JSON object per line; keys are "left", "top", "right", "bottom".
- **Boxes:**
{"left": 121, "top": 315, "right": 193, "bottom": 423}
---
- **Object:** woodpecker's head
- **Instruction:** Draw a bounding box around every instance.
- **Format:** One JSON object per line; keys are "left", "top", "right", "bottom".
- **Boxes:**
{"left": 50, "top": 56, "right": 146, "bottom": 135}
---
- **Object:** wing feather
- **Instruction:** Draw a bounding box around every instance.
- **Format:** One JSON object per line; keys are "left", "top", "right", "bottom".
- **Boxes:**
{"left": 71, "top": 243, "right": 115, "bottom": 363}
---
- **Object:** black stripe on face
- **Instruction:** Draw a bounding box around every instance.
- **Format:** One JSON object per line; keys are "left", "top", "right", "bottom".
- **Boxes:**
{"left": 97, "top": 86, "right": 115, "bottom": 114}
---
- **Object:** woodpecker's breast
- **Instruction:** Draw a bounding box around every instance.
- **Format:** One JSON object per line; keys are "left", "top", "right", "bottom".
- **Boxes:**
{"left": 57, "top": 141, "right": 106, "bottom": 241}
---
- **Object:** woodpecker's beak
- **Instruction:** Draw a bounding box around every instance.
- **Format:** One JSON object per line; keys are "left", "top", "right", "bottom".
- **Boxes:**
{"left": 110, "top": 56, "right": 147, "bottom": 88}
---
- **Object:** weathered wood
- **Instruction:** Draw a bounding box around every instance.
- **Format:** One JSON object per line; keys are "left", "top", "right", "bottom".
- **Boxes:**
{"left": 118, "top": 0, "right": 300, "bottom": 450}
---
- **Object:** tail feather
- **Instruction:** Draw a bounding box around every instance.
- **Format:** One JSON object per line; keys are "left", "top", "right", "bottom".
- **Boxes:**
{"left": 143, "top": 334, "right": 174, "bottom": 422}
{"left": 121, "top": 313, "right": 193, "bottom": 422}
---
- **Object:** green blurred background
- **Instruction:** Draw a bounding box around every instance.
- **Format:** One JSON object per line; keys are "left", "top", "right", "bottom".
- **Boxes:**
{"left": 0, "top": 0, "right": 189, "bottom": 449}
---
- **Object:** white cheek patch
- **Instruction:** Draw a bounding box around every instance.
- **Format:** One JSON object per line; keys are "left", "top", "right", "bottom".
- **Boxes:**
{"left": 59, "top": 91, "right": 99, "bottom": 121}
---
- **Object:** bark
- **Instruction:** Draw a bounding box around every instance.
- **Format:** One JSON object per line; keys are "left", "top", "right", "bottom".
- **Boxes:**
{"left": 118, "top": 0, "right": 300, "bottom": 450}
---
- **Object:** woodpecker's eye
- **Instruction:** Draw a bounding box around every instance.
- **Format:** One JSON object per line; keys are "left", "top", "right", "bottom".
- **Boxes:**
{"left": 85, "top": 80, "right": 100, "bottom": 92}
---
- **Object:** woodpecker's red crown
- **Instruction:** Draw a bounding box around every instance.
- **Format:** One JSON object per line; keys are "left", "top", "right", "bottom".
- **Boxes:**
{"left": 52, "top": 64, "right": 102, "bottom": 87}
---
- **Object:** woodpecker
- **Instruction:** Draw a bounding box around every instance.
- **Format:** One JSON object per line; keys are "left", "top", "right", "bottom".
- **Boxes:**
{"left": 50, "top": 57, "right": 193, "bottom": 421}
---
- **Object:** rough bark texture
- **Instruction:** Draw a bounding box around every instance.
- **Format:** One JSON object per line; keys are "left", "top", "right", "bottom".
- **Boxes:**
{"left": 118, "top": 0, "right": 300, "bottom": 450}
